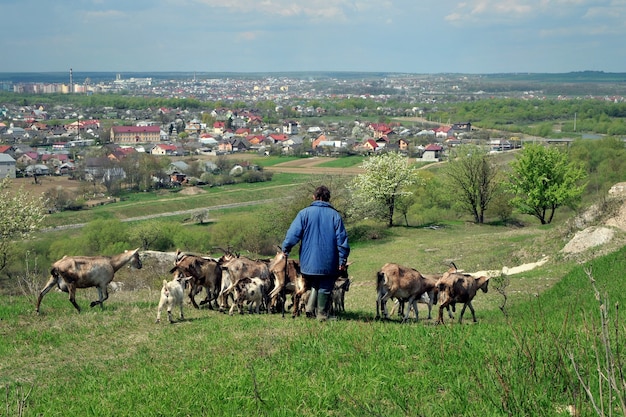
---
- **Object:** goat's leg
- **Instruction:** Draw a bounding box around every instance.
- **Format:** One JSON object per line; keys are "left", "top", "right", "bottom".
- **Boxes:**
{"left": 437, "top": 301, "right": 450, "bottom": 324}
{"left": 188, "top": 285, "right": 200, "bottom": 309}
{"left": 458, "top": 302, "right": 469, "bottom": 324}
{"left": 389, "top": 299, "right": 400, "bottom": 317}
{"left": 376, "top": 293, "right": 390, "bottom": 320}
{"left": 292, "top": 292, "right": 301, "bottom": 318}
{"left": 211, "top": 286, "right": 220, "bottom": 310}
{"left": 68, "top": 284, "right": 81, "bottom": 313}
{"left": 402, "top": 298, "right": 418, "bottom": 323}
{"left": 459, "top": 301, "right": 477, "bottom": 323}
{"left": 199, "top": 287, "right": 215, "bottom": 309}
{"left": 179, "top": 302, "right": 185, "bottom": 321}
{"left": 406, "top": 297, "right": 419, "bottom": 321}
{"left": 156, "top": 300, "right": 164, "bottom": 323}
{"left": 380, "top": 293, "right": 393, "bottom": 320}
{"left": 167, "top": 306, "right": 174, "bottom": 323}
{"left": 90, "top": 285, "right": 109, "bottom": 309}
{"left": 217, "top": 289, "right": 229, "bottom": 313}
{"left": 263, "top": 292, "right": 270, "bottom": 314}
{"left": 292, "top": 290, "right": 305, "bottom": 318}
{"left": 35, "top": 276, "right": 59, "bottom": 314}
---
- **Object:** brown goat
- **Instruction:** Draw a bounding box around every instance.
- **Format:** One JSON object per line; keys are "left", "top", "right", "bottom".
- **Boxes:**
{"left": 217, "top": 252, "right": 272, "bottom": 310}
{"left": 376, "top": 263, "right": 438, "bottom": 323}
{"left": 267, "top": 251, "right": 301, "bottom": 314}
{"left": 390, "top": 273, "right": 453, "bottom": 320}
{"left": 169, "top": 250, "right": 222, "bottom": 310}
{"left": 292, "top": 263, "right": 351, "bottom": 319}
{"left": 36, "top": 248, "right": 142, "bottom": 313}
{"left": 436, "top": 267, "right": 490, "bottom": 324}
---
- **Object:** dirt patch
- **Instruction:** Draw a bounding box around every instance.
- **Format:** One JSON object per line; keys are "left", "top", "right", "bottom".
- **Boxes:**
{"left": 179, "top": 186, "right": 206, "bottom": 196}
{"left": 10, "top": 176, "right": 83, "bottom": 197}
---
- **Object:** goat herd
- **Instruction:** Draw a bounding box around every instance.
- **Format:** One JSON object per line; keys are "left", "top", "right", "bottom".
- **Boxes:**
{"left": 34, "top": 248, "right": 491, "bottom": 325}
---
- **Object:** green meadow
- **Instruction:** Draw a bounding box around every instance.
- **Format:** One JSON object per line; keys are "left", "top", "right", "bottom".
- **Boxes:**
{"left": 2, "top": 168, "right": 626, "bottom": 416}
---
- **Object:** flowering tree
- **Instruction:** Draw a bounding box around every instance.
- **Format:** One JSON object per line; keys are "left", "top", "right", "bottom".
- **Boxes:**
{"left": 350, "top": 152, "right": 422, "bottom": 227}
{"left": 0, "top": 177, "right": 46, "bottom": 271}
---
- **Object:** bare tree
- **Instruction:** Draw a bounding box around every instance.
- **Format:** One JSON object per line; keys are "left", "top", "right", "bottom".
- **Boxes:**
{"left": 444, "top": 145, "right": 499, "bottom": 224}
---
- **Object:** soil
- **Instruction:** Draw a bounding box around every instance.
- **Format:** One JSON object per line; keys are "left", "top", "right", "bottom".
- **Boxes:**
{"left": 10, "top": 176, "right": 110, "bottom": 206}
{"left": 12, "top": 175, "right": 83, "bottom": 196}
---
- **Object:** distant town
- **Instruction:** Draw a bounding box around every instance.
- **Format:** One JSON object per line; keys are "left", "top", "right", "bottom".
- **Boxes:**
{"left": 0, "top": 71, "right": 623, "bottom": 185}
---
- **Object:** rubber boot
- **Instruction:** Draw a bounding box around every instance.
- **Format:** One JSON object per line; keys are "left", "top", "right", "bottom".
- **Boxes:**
{"left": 305, "top": 288, "right": 317, "bottom": 318}
{"left": 317, "top": 291, "right": 330, "bottom": 322}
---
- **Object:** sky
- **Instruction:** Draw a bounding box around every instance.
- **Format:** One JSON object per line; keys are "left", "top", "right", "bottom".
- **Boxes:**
{"left": 1, "top": 0, "right": 625, "bottom": 74}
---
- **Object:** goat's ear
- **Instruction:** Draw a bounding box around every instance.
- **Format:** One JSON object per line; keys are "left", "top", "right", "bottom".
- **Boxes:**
{"left": 168, "top": 266, "right": 177, "bottom": 274}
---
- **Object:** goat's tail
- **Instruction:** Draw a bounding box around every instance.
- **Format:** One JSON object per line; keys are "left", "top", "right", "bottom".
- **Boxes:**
{"left": 376, "top": 270, "right": 385, "bottom": 291}
{"left": 50, "top": 267, "right": 61, "bottom": 281}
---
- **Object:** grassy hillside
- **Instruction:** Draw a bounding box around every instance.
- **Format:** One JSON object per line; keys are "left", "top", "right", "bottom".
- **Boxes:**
{"left": 3, "top": 155, "right": 626, "bottom": 415}
{"left": 2, "top": 242, "right": 624, "bottom": 416}
{"left": 4, "top": 200, "right": 626, "bottom": 416}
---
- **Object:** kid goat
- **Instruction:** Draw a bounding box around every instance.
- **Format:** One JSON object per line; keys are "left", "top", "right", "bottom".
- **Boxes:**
{"left": 156, "top": 275, "right": 191, "bottom": 323}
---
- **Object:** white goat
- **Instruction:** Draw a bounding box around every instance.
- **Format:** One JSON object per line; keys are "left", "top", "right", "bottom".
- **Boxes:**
{"left": 156, "top": 275, "right": 190, "bottom": 324}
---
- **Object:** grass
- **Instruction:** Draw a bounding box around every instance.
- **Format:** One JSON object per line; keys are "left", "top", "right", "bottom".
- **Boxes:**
{"left": 3, "top": 214, "right": 626, "bottom": 415}
{"left": 42, "top": 173, "right": 312, "bottom": 228}
{"left": 313, "top": 156, "right": 365, "bottom": 168}
{"left": 4, "top": 166, "right": 626, "bottom": 416}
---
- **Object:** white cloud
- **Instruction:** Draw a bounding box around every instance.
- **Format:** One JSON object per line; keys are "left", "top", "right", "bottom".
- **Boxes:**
{"left": 445, "top": 0, "right": 614, "bottom": 24}
{"left": 189, "top": 0, "right": 382, "bottom": 20}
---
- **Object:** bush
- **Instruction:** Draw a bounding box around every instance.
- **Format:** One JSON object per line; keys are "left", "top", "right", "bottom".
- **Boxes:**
{"left": 347, "top": 221, "right": 389, "bottom": 242}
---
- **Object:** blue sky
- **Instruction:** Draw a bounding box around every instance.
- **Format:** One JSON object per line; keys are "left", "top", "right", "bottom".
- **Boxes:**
{"left": 1, "top": 0, "right": 624, "bottom": 74}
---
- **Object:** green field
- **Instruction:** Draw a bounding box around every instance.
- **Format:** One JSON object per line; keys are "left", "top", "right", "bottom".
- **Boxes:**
{"left": 2, "top": 166, "right": 626, "bottom": 416}
{"left": 2, "top": 240, "right": 625, "bottom": 416}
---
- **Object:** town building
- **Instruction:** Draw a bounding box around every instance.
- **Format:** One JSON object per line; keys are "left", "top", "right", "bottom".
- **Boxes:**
{"left": 110, "top": 125, "right": 161, "bottom": 144}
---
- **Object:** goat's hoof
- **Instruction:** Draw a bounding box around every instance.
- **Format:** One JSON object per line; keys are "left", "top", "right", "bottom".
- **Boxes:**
{"left": 155, "top": 319, "right": 160, "bottom": 323}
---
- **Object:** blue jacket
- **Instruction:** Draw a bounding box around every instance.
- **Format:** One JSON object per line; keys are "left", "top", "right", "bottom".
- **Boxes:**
{"left": 282, "top": 200, "right": 350, "bottom": 276}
